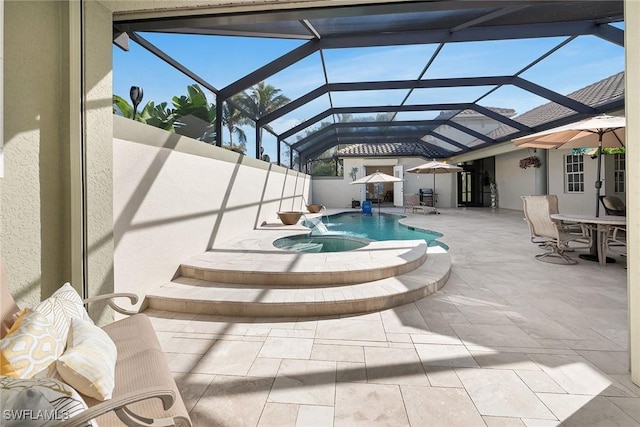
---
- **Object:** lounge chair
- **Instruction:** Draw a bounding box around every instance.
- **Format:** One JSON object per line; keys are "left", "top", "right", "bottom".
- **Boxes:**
{"left": 521, "top": 195, "right": 591, "bottom": 264}
{"left": 403, "top": 194, "right": 436, "bottom": 215}
{"left": 600, "top": 195, "right": 626, "bottom": 216}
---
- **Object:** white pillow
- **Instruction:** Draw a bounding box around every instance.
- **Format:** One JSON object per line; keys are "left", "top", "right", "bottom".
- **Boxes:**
{"left": 34, "top": 283, "right": 93, "bottom": 344}
{"left": 0, "top": 375, "right": 94, "bottom": 426}
{"left": 0, "top": 309, "right": 64, "bottom": 379}
{"left": 56, "top": 318, "right": 117, "bottom": 401}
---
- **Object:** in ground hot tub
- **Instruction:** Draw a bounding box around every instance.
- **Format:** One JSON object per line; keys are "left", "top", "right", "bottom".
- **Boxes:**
{"left": 273, "top": 235, "right": 371, "bottom": 253}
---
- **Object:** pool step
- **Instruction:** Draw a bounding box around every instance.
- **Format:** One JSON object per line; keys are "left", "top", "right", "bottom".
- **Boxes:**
{"left": 178, "top": 240, "right": 428, "bottom": 287}
{"left": 145, "top": 249, "right": 450, "bottom": 317}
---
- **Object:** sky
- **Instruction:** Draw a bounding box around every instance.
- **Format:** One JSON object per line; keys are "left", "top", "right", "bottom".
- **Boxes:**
{"left": 113, "top": 25, "right": 624, "bottom": 160}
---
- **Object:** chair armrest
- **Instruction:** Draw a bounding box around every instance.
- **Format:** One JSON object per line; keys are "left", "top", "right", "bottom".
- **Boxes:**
{"left": 83, "top": 293, "right": 139, "bottom": 316}
{"left": 58, "top": 387, "right": 190, "bottom": 427}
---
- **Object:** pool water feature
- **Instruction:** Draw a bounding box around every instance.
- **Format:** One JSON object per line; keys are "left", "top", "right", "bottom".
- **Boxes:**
{"left": 304, "top": 212, "right": 447, "bottom": 249}
{"left": 273, "top": 235, "right": 371, "bottom": 253}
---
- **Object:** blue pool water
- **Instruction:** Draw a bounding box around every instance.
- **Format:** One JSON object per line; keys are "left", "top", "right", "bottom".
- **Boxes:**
{"left": 304, "top": 212, "right": 447, "bottom": 249}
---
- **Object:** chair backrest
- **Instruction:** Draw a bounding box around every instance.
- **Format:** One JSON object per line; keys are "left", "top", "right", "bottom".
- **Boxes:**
{"left": 600, "top": 195, "right": 626, "bottom": 216}
{"left": 404, "top": 194, "right": 419, "bottom": 206}
{"left": 362, "top": 200, "right": 372, "bottom": 214}
{"left": 522, "top": 195, "right": 559, "bottom": 239}
{"left": 1, "top": 264, "right": 21, "bottom": 338}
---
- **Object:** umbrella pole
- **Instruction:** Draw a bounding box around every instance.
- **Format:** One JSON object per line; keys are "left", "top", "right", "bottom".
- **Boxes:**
{"left": 595, "top": 133, "right": 603, "bottom": 217}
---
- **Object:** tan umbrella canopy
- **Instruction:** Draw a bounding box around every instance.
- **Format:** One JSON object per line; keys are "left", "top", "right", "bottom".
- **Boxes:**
{"left": 406, "top": 161, "right": 463, "bottom": 212}
{"left": 513, "top": 115, "right": 625, "bottom": 216}
{"left": 350, "top": 171, "right": 403, "bottom": 213}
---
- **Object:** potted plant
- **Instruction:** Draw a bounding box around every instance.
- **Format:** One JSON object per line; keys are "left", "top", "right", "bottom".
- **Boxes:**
{"left": 519, "top": 156, "right": 542, "bottom": 169}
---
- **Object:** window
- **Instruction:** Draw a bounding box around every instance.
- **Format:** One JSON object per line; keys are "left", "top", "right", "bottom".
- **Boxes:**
{"left": 565, "top": 155, "right": 584, "bottom": 193}
{"left": 614, "top": 153, "right": 625, "bottom": 193}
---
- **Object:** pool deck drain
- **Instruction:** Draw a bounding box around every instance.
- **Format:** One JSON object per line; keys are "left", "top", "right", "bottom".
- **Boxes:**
{"left": 146, "top": 215, "right": 451, "bottom": 317}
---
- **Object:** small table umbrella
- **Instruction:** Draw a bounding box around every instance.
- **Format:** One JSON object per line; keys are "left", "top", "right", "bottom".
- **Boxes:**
{"left": 350, "top": 171, "right": 403, "bottom": 213}
{"left": 513, "top": 115, "right": 625, "bottom": 217}
{"left": 406, "top": 161, "right": 463, "bottom": 213}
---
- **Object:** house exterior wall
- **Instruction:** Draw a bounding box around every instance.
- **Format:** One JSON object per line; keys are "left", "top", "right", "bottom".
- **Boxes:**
{"left": 494, "top": 150, "right": 537, "bottom": 210}
{"left": 1, "top": 1, "right": 72, "bottom": 308}
{"left": 113, "top": 117, "right": 311, "bottom": 305}
{"left": 312, "top": 157, "right": 457, "bottom": 208}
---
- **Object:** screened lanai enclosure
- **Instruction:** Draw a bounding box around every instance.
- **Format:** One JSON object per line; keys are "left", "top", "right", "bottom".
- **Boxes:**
{"left": 112, "top": 0, "right": 624, "bottom": 172}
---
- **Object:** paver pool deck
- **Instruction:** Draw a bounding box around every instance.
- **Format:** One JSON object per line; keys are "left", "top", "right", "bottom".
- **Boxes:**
{"left": 142, "top": 207, "right": 636, "bottom": 427}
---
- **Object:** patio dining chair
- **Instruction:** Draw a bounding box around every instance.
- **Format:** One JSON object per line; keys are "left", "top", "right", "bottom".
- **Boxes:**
{"left": 600, "top": 195, "right": 626, "bottom": 216}
{"left": 521, "top": 195, "right": 592, "bottom": 264}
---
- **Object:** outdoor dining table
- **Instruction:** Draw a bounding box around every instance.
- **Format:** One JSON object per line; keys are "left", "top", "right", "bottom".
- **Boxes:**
{"left": 550, "top": 213, "right": 627, "bottom": 265}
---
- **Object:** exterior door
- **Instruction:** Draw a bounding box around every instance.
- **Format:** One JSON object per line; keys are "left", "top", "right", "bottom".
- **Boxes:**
{"left": 393, "top": 165, "right": 404, "bottom": 207}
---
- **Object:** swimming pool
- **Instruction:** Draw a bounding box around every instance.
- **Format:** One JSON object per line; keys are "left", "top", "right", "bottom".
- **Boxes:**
{"left": 303, "top": 212, "right": 447, "bottom": 249}
{"left": 273, "top": 235, "right": 371, "bottom": 253}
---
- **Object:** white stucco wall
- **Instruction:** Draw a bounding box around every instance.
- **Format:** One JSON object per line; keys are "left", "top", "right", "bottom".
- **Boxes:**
{"left": 113, "top": 117, "right": 311, "bottom": 304}
{"left": 495, "top": 150, "right": 537, "bottom": 210}
{"left": 312, "top": 157, "right": 457, "bottom": 209}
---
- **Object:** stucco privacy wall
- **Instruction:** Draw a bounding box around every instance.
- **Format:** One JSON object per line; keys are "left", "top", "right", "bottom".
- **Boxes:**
{"left": 113, "top": 116, "right": 310, "bottom": 302}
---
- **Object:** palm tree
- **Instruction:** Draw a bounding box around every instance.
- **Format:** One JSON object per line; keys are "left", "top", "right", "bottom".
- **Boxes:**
{"left": 238, "top": 82, "right": 290, "bottom": 157}
{"left": 221, "top": 96, "right": 248, "bottom": 154}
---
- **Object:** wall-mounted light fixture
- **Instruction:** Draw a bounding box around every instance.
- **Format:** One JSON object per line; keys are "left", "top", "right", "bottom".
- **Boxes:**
{"left": 129, "top": 86, "right": 143, "bottom": 120}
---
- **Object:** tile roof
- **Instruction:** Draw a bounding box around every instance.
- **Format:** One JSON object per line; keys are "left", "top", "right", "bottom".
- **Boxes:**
{"left": 484, "top": 71, "right": 625, "bottom": 140}
{"left": 336, "top": 142, "right": 444, "bottom": 158}
{"left": 334, "top": 72, "right": 624, "bottom": 158}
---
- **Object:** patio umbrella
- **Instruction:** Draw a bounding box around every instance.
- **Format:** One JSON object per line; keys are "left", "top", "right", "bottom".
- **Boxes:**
{"left": 406, "top": 161, "right": 463, "bottom": 213}
{"left": 513, "top": 115, "right": 625, "bottom": 217}
{"left": 350, "top": 171, "right": 403, "bottom": 213}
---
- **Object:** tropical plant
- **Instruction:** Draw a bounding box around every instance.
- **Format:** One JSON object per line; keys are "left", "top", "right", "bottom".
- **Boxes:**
{"left": 171, "top": 84, "right": 217, "bottom": 143}
{"left": 113, "top": 95, "right": 175, "bottom": 131}
{"left": 221, "top": 96, "right": 248, "bottom": 154}
{"left": 238, "top": 81, "right": 290, "bottom": 155}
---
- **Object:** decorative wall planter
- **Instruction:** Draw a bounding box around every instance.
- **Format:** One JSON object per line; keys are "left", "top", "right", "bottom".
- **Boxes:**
{"left": 277, "top": 211, "right": 303, "bottom": 225}
{"left": 306, "top": 204, "right": 323, "bottom": 213}
{"left": 519, "top": 156, "right": 542, "bottom": 169}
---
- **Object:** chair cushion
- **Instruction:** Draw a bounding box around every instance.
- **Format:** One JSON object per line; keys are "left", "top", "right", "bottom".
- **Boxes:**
{"left": 602, "top": 196, "right": 626, "bottom": 213}
{"left": 57, "top": 318, "right": 117, "bottom": 401}
{"left": 34, "top": 283, "right": 93, "bottom": 345}
{"left": 0, "top": 309, "right": 65, "bottom": 378}
{"left": 0, "top": 376, "right": 94, "bottom": 426}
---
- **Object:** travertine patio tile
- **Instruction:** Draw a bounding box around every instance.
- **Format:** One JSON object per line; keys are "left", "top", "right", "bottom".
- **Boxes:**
{"left": 380, "top": 305, "right": 430, "bottom": 334}
{"left": 537, "top": 393, "right": 639, "bottom": 427}
{"left": 456, "top": 368, "right": 555, "bottom": 419}
{"left": 311, "top": 344, "right": 364, "bottom": 363}
{"left": 410, "top": 331, "right": 462, "bottom": 345}
{"left": 386, "top": 333, "right": 412, "bottom": 343}
{"left": 515, "top": 370, "right": 566, "bottom": 393}
{"left": 451, "top": 323, "right": 542, "bottom": 348}
{"left": 521, "top": 419, "right": 564, "bottom": 427}
{"left": 269, "top": 359, "right": 336, "bottom": 405}
{"left": 259, "top": 336, "right": 314, "bottom": 359}
{"left": 334, "top": 383, "right": 409, "bottom": 427}
{"left": 403, "top": 385, "right": 485, "bottom": 426}
{"left": 470, "top": 350, "right": 541, "bottom": 371}
{"left": 608, "top": 397, "right": 640, "bottom": 423}
{"left": 296, "top": 405, "right": 334, "bottom": 427}
{"left": 173, "top": 373, "right": 215, "bottom": 412}
{"left": 161, "top": 336, "right": 217, "bottom": 354}
{"left": 165, "top": 352, "right": 204, "bottom": 373}
{"left": 315, "top": 318, "right": 386, "bottom": 341}
{"left": 194, "top": 340, "right": 263, "bottom": 375}
{"left": 336, "top": 361, "right": 367, "bottom": 383}
{"left": 257, "top": 403, "right": 299, "bottom": 427}
{"left": 415, "top": 343, "right": 479, "bottom": 368}
{"left": 576, "top": 350, "right": 630, "bottom": 374}
{"left": 190, "top": 375, "right": 273, "bottom": 427}
{"left": 248, "top": 357, "right": 282, "bottom": 377}
{"left": 364, "top": 346, "right": 429, "bottom": 386}
{"left": 423, "top": 365, "right": 464, "bottom": 388}
{"left": 527, "top": 353, "right": 626, "bottom": 396}
{"left": 482, "top": 416, "right": 526, "bottom": 426}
